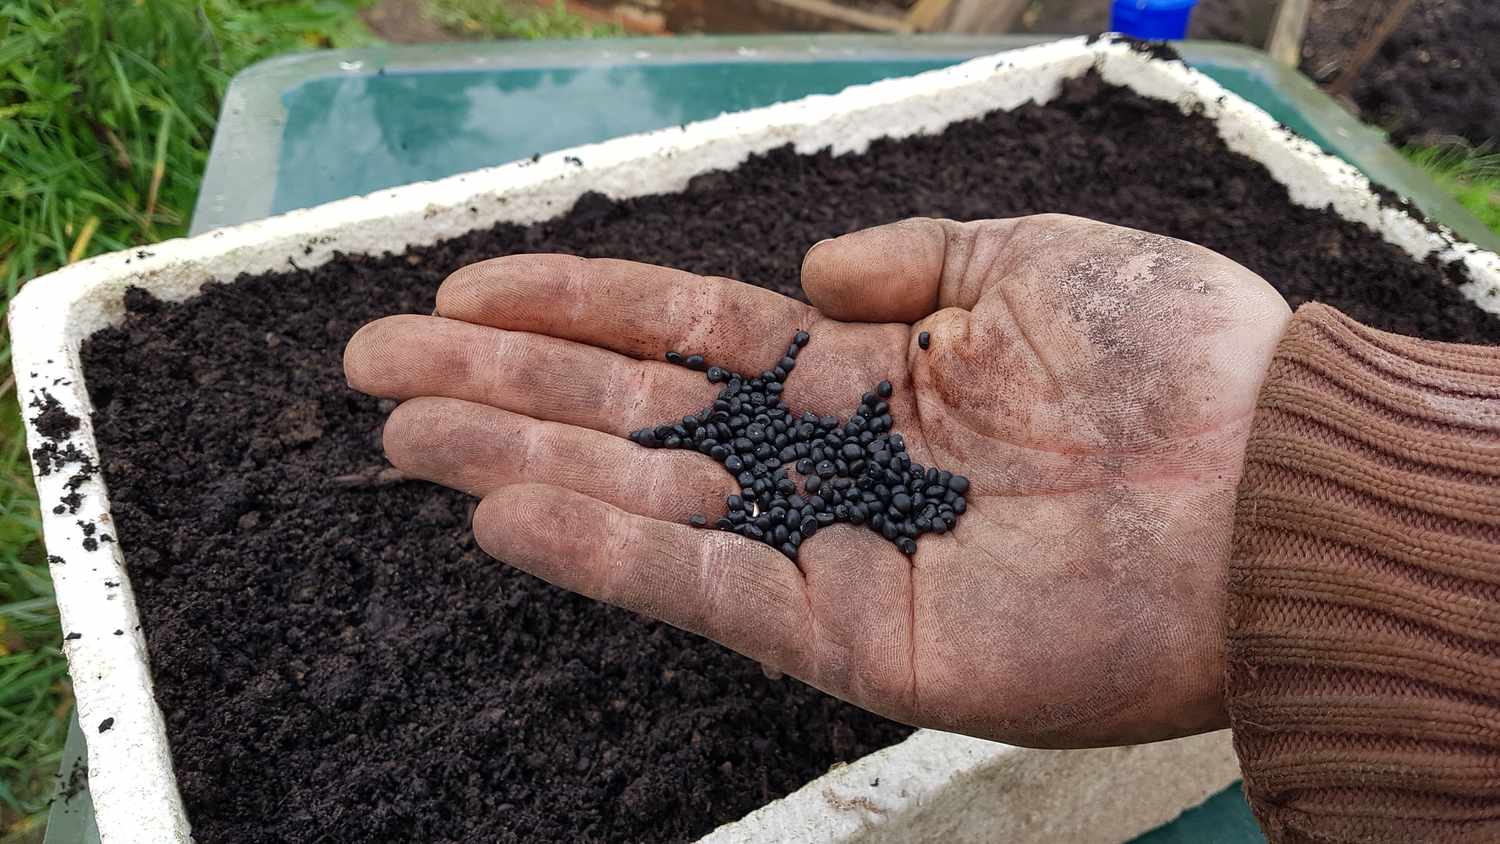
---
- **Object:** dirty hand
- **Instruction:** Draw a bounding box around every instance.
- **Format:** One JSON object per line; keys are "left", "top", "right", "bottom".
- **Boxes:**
{"left": 343, "top": 213, "right": 1291, "bottom": 748}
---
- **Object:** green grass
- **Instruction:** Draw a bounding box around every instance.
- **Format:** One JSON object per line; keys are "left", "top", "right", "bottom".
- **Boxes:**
{"left": 1407, "top": 146, "right": 1500, "bottom": 234}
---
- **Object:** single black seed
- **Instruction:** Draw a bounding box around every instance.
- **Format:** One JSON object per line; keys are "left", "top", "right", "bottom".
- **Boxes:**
{"left": 815, "top": 460, "right": 836, "bottom": 479}
{"left": 949, "top": 475, "right": 970, "bottom": 494}
{"left": 725, "top": 455, "right": 743, "bottom": 472}
{"left": 689, "top": 514, "right": 707, "bottom": 527}
{"left": 747, "top": 526, "right": 765, "bottom": 541}
{"left": 666, "top": 351, "right": 684, "bottom": 364}
{"left": 716, "top": 517, "right": 735, "bottom": 530}
{"left": 685, "top": 354, "right": 706, "bottom": 370}
{"left": 877, "top": 380, "right": 892, "bottom": 398}
{"left": 781, "top": 542, "right": 799, "bottom": 560}
{"left": 897, "top": 537, "right": 918, "bottom": 555}
{"left": 803, "top": 475, "right": 822, "bottom": 493}
{"left": 793, "top": 330, "right": 810, "bottom": 346}
{"left": 841, "top": 443, "right": 863, "bottom": 460}
{"left": 795, "top": 458, "right": 814, "bottom": 476}
{"left": 707, "top": 366, "right": 726, "bottom": 382}
{"left": 892, "top": 493, "right": 913, "bottom": 513}
{"left": 918, "top": 331, "right": 930, "bottom": 350}
{"left": 881, "top": 521, "right": 899, "bottom": 540}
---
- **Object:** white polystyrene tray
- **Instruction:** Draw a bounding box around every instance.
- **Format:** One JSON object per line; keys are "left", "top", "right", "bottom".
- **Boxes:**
{"left": 12, "top": 36, "right": 1500, "bottom": 844}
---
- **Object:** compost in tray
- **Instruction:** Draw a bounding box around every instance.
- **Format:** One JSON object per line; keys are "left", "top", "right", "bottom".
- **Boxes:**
{"left": 80, "top": 72, "right": 1499, "bottom": 844}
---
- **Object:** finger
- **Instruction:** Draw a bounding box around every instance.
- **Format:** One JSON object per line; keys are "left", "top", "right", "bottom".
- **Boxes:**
{"left": 345, "top": 314, "right": 714, "bottom": 437}
{"left": 800, "top": 217, "right": 1024, "bottom": 322}
{"left": 435, "top": 254, "right": 816, "bottom": 376}
{"left": 474, "top": 483, "right": 814, "bottom": 677}
{"left": 383, "top": 397, "right": 736, "bottom": 521}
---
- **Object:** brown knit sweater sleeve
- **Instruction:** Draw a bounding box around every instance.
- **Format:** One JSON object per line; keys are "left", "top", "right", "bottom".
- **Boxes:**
{"left": 1228, "top": 303, "right": 1500, "bottom": 843}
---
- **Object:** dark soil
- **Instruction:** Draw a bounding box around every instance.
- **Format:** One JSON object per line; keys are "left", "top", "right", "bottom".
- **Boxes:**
{"left": 1300, "top": 0, "right": 1500, "bottom": 147}
{"left": 1019, "top": 0, "right": 1499, "bottom": 147}
{"left": 82, "top": 73, "right": 1499, "bottom": 844}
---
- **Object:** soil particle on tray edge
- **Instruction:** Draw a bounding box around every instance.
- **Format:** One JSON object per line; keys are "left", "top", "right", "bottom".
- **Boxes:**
{"left": 81, "top": 72, "right": 1499, "bottom": 844}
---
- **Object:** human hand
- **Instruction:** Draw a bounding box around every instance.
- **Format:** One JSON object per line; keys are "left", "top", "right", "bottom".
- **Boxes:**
{"left": 343, "top": 214, "right": 1291, "bottom": 748}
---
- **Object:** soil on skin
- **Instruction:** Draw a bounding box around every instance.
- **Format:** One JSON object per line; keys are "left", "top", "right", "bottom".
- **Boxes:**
{"left": 82, "top": 73, "right": 1500, "bottom": 844}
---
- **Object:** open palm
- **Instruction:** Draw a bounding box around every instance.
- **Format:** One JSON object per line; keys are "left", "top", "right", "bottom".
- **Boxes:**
{"left": 344, "top": 214, "right": 1291, "bottom": 748}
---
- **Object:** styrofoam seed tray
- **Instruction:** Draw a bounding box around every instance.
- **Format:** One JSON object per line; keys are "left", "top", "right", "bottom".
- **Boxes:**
{"left": 12, "top": 36, "right": 1500, "bottom": 843}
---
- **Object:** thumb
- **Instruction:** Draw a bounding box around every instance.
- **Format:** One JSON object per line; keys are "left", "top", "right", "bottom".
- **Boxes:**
{"left": 801, "top": 217, "right": 1027, "bottom": 323}
{"left": 800, "top": 218, "right": 949, "bottom": 323}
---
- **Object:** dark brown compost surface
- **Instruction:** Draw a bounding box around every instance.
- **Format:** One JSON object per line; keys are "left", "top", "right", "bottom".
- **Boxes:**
{"left": 80, "top": 72, "right": 1500, "bottom": 844}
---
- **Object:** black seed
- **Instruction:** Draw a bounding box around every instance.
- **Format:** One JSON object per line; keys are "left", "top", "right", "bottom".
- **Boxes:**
{"left": 773, "top": 525, "right": 789, "bottom": 545}
{"left": 737, "top": 471, "right": 755, "bottom": 486}
{"left": 781, "top": 542, "right": 799, "bottom": 560}
{"left": 689, "top": 514, "right": 707, "bottom": 527}
{"left": 917, "top": 331, "right": 930, "bottom": 350}
{"left": 841, "top": 443, "right": 863, "bottom": 460}
{"left": 815, "top": 460, "right": 836, "bottom": 479}
{"left": 793, "top": 330, "right": 810, "bottom": 346}
{"left": 954, "top": 498, "right": 967, "bottom": 514}
{"left": 897, "top": 537, "right": 918, "bottom": 555}
{"left": 795, "top": 458, "right": 814, "bottom": 476}
{"left": 881, "top": 521, "right": 899, "bottom": 540}
{"left": 949, "top": 475, "right": 970, "bottom": 494}
{"left": 892, "top": 493, "right": 913, "bottom": 513}
{"left": 877, "top": 380, "right": 892, "bottom": 398}
{"left": 685, "top": 354, "right": 706, "bottom": 370}
{"left": 666, "top": 351, "right": 684, "bottom": 364}
{"left": 803, "top": 475, "right": 822, "bottom": 493}
{"left": 707, "top": 366, "right": 726, "bottom": 382}
{"left": 725, "top": 455, "right": 744, "bottom": 472}
{"left": 747, "top": 526, "right": 765, "bottom": 541}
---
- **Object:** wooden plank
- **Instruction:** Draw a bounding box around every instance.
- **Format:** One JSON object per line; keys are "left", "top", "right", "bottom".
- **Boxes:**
{"left": 666, "top": 0, "right": 911, "bottom": 33}
{"left": 1267, "top": 0, "right": 1312, "bottom": 66}
{"left": 1329, "top": 0, "right": 1417, "bottom": 95}
{"left": 942, "top": 0, "right": 1028, "bottom": 33}
{"left": 904, "top": 0, "right": 953, "bottom": 32}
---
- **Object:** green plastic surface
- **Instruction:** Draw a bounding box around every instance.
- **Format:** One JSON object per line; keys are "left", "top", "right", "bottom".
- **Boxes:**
{"left": 271, "top": 57, "right": 1332, "bottom": 216}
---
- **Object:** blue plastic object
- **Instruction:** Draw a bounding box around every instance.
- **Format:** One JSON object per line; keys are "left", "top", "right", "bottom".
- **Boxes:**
{"left": 1111, "top": 0, "right": 1200, "bottom": 40}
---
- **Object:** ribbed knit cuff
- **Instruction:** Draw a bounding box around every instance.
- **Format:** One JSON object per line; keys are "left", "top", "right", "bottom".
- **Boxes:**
{"left": 1228, "top": 304, "right": 1500, "bottom": 843}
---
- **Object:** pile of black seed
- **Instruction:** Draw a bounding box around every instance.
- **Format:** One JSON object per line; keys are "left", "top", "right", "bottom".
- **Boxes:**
{"left": 630, "top": 331, "right": 969, "bottom": 561}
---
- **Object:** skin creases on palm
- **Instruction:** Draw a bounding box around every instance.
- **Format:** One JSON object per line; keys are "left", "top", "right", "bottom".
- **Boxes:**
{"left": 342, "top": 213, "right": 1292, "bottom": 749}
